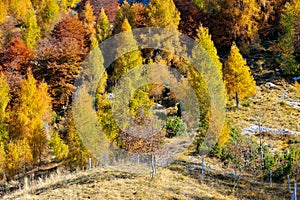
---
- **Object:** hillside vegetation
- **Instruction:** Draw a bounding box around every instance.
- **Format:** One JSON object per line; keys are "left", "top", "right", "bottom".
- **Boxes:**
{"left": 0, "top": 0, "right": 299, "bottom": 199}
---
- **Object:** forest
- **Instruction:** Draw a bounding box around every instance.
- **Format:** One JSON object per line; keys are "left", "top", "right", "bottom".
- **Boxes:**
{"left": 0, "top": 0, "right": 299, "bottom": 198}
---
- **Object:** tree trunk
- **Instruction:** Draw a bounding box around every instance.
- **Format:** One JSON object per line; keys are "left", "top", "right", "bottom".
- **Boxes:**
{"left": 151, "top": 152, "right": 156, "bottom": 178}
{"left": 235, "top": 92, "right": 240, "bottom": 109}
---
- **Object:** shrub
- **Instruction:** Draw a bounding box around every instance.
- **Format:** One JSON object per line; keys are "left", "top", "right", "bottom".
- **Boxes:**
{"left": 166, "top": 116, "right": 187, "bottom": 138}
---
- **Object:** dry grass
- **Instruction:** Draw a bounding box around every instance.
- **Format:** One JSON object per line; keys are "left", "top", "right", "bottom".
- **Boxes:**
{"left": 227, "top": 79, "right": 300, "bottom": 132}
{"left": 2, "top": 79, "right": 298, "bottom": 200}
{"left": 2, "top": 155, "right": 293, "bottom": 200}
{"left": 226, "top": 78, "right": 300, "bottom": 149}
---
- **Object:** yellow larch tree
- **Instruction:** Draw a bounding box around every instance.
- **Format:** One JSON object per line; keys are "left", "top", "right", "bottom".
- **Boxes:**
{"left": 10, "top": 72, "right": 52, "bottom": 164}
{"left": 196, "top": 24, "right": 223, "bottom": 75}
{"left": 96, "top": 8, "right": 111, "bottom": 43}
{"left": 224, "top": 43, "right": 256, "bottom": 108}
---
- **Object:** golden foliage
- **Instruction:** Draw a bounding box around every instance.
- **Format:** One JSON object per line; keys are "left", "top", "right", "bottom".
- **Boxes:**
{"left": 146, "top": 0, "right": 180, "bottom": 30}
{"left": 0, "top": 73, "right": 9, "bottom": 124}
{"left": 224, "top": 43, "right": 256, "bottom": 104}
{"left": 10, "top": 72, "right": 52, "bottom": 163}
{"left": 196, "top": 24, "right": 222, "bottom": 75}
{"left": 5, "top": 139, "right": 33, "bottom": 178}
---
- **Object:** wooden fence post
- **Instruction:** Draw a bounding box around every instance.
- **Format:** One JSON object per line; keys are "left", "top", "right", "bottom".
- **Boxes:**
{"left": 88, "top": 158, "right": 92, "bottom": 170}
{"left": 288, "top": 175, "right": 291, "bottom": 192}
{"left": 201, "top": 158, "right": 205, "bottom": 174}
{"left": 103, "top": 154, "right": 107, "bottom": 167}
{"left": 270, "top": 170, "right": 272, "bottom": 187}
{"left": 234, "top": 167, "right": 237, "bottom": 178}
{"left": 294, "top": 181, "right": 297, "bottom": 200}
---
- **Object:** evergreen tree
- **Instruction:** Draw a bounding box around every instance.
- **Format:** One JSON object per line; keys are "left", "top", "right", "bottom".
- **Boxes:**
{"left": 96, "top": 8, "right": 111, "bottom": 43}
{"left": 224, "top": 43, "right": 256, "bottom": 108}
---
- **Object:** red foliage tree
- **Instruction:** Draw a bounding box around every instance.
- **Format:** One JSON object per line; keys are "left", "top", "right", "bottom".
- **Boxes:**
{"left": 35, "top": 15, "right": 88, "bottom": 115}
{"left": 77, "top": 0, "right": 119, "bottom": 23}
{"left": 0, "top": 38, "right": 34, "bottom": 102}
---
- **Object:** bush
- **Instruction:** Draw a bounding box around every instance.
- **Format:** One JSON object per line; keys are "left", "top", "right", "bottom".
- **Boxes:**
{"left": 210, "top": 143, "right": 223, "bottom": 158}
{"left": 166, "top": 116, "right": 187, "bottom": 138}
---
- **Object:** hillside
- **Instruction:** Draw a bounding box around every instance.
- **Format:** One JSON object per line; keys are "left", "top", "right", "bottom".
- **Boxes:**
{"left": 0, "top": 0, "right": 299, "bottom": 199}
{"left": 2, "top": 154, "right": 294, "bottom": 200}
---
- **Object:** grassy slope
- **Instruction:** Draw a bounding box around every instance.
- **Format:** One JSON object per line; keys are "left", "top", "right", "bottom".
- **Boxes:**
{"left": 227, "top": 77, "right": 300, "bottom": 151}
{"left": 3, "top": 79, "right": 299, "bottom": 200}
{"left": 2, "top": 155, "right": 293, "bottom": 200}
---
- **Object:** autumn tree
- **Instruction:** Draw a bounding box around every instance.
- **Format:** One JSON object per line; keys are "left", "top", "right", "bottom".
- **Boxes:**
{"left": 80, "top": 1, "right": 98, "bottom": 49}
{"left": 0, "top": 38, "right": 34, "bottom": 102}
{"left": 224, "top": 43, "right": 256, "bottom": 108}
{"left": 0, "top": 73, "right": 9, "bottom": 144}
{"left": 200, "top": 0, "right": 260, "bottom": 50}
{"left": 59, "top": 0, "right": 80, "bottom": 12}
{"left": 274, "top": 2, "right": 299, "bottom": 75}
{"left": 195, "top": 24, "right": 222, "bottom": 75}
{"left": 96, "top": 72, "right": 119, "bottom": 142}
{"left": 194, "top": 24, "right": 231, "bottom": 148}
{"left": 111, "top": 18, "right": 143, "bottom": 84}
{"left": 49, "top": 132, "right": 69, "bottom": 162}
{"left": 10, "top": 73, "right": 52, "bottom": 164}
{"left": 0, "top": 73, "right": 9, "bottom": 127}
{"left": 5, "top": 139, "right": 33, "bottom": 179}
{"left": 95, "top": 8, "right": 111, "bottom": 43}
{"left": 6, "top": 0, "right": 32, "bottom": 22}
{"left": 23, "top": 9, "right": 41, "bottom": 49}
{"left": 36, "top": 0, "right": 60, "bottom": 33}
{"left": 36, "top": 15, "right": 87, "bottom": 114}
{"left": 0, "top": 142, "right": 5, "bottom": 179}
{"left": 0, "top": 0, "right": 6, "bottom": 24}
{"left": 114, "top": 2, "right": 146, "bottom": 34}
{"left": 65, "top": 115, "right": 90, "bottom": 170}
{"left": 146, "top": 0, "right": 180, "bottom": 31}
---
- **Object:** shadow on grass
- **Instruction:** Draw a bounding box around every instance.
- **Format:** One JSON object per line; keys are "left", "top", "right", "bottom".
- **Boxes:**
{"left": 168, "top": 159, "right": 292, "bottom": 200}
